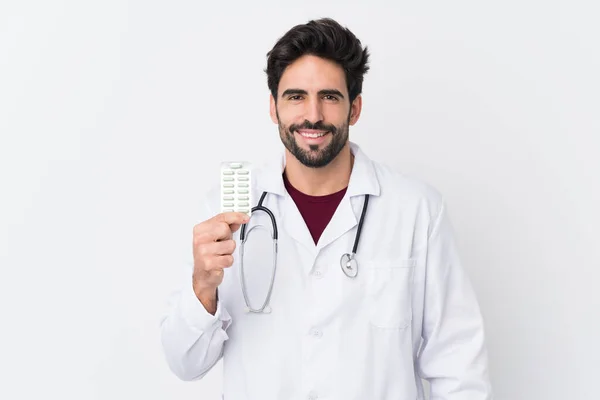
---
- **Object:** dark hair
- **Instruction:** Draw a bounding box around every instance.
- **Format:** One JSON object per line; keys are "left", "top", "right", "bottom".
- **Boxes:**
{"left": 265, "top": 18, "right": 370, "bottom": 103}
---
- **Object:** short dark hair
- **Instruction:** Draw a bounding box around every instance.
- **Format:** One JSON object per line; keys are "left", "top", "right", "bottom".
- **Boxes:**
{"left": 265, "top": 18, "right": 370, "bottom": 103}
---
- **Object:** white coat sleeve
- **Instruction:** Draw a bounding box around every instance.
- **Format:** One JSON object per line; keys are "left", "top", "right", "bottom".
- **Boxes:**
{"left": 159, "top": 191, "right": 232, "bottom": 381}
{"left": 160, "top": 277, "right": 232, "bottom": 381}
{"left": 416, "top": 200, "right": 494, "bottom": 399}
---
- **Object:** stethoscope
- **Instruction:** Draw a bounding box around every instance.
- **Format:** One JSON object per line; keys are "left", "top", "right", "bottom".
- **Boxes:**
{"left": 239, "top": 191, "right": 369, "bottom": 314}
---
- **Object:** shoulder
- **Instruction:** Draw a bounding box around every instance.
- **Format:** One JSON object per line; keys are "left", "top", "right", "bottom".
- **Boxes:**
{"left": 370, "top": 159, "right": 444, "bottom": 221}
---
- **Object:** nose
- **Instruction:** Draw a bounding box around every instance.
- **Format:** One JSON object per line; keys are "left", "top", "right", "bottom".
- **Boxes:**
{"left": 304, "top": 97, "right": 324, "bottom": 124}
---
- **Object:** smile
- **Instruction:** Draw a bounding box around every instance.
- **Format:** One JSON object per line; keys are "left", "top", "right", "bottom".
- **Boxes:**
{"left": 297, "top": 130, "right": 329, "bottom": 138}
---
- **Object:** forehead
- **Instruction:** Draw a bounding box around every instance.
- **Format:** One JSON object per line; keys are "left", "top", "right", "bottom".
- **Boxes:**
{"left": 278, "top": 55, "right": 347, "bottom": 96}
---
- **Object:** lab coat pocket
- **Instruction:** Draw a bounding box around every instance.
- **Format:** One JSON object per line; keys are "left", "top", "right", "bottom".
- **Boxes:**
{"left": 365, "top": 258, "right": 416, "bottom": 329}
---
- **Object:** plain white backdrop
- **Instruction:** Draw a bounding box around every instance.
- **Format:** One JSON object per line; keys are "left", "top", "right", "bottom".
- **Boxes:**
{"left": 1, "top": 1, "right": 598, "bottom": 399}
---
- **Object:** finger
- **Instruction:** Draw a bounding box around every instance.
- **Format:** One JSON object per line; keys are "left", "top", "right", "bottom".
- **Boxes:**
{"left": 228, "top": 214, "right": 251, "bottom": 234}
{"left": 229, "top": 222, "right": 243, "bottom": 234}
{"left": 216, "top": 254, "right": 234, "bottom": 268}
{"left": 197, "top": 240, "right": 235, "bottom": 259}
{"left": 211, "top": 221, "right": 233, "bottom": 241}
{"left": 212, "top": 239, "right": 236, "bottom": 255}
{"left": 205, "top": 254, "right": 234, "bottom": 270}
{"left": 213, "top": 212, "right": 250, "bottom": 227}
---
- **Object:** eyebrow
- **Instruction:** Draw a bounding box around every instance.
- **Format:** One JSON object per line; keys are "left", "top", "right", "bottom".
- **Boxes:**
{"left": 281, "top": 88, "right": 345, "bottom": 99}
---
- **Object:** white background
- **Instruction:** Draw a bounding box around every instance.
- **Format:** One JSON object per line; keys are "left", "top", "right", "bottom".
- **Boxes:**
{"left": 1, "top": 1, "right": 598, "bottom": 399}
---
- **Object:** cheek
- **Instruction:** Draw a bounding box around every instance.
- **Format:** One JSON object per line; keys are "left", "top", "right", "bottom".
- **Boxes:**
{"left": 323, "top": 111, "right": 348, "bottom": 127}
{"left": 278, "top": 112, "right": 305, "bottom": 130}
{"left": 323, "top": 103, "right": 349, "bottom": 118}
{"left": 277, "top": 105, "right": 302, "bottom": 122}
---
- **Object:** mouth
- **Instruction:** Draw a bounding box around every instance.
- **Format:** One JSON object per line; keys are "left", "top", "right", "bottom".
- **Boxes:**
{"left": 295, "top": 129, "right": 330, "bottom": 144}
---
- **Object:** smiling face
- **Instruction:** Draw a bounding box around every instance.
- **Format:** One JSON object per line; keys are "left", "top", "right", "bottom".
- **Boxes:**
{"left": 270, "top": 54, "right": 362, "bottom": 168}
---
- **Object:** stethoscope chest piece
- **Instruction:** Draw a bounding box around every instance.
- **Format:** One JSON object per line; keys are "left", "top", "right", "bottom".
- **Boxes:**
{"left": 239, "top": 191, "right": 369, "bottom": 313}
{"left": 340, "top": 253, "right": 359, "bottom": 278}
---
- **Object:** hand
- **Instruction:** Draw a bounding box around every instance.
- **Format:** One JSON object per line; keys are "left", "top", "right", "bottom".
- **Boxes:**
{"left": 192, "top": 212, "right": 249, "bottom": 313}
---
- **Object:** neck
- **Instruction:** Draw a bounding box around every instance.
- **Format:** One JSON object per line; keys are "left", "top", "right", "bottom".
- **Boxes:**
{"left": 284, "top": 143, "right": 353, "bottom": 196}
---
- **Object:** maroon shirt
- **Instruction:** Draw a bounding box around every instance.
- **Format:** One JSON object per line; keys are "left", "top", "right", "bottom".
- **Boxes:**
{"left": 283, "top": 173, "right": 347, "bottom": 244}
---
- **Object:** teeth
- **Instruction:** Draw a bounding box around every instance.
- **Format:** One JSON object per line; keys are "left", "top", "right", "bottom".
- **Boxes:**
{"left": 300, "top": 132, "right": 327, "bottom": 138}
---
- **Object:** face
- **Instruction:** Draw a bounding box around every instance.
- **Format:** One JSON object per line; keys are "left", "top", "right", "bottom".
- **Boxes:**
{"left": 270, "top": 55, "right": 362, "bottom": 168}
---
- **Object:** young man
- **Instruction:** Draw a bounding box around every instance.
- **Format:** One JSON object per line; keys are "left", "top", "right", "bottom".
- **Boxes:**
{"left": 161, "top": 18, "right": 493, "bottom": 399}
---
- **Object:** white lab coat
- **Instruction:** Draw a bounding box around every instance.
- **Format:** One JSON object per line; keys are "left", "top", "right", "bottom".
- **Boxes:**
{"left": 160, "top": 142, "right": 493, "bottom": 399}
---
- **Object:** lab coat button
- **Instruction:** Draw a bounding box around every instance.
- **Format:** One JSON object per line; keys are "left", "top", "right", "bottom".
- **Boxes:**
{"left": 308, "top": 391, "right": 318, "bottom": 399}
{"left": 313, "top": 270, "right": 322, "bottom": 278}
{"left": 310, "top": 329, "right": 322, "bottom": 338}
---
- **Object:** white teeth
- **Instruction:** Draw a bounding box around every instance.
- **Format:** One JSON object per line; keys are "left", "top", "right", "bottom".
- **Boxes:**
{"left": 300, "top": 132, "right": 327, "bottom": 138}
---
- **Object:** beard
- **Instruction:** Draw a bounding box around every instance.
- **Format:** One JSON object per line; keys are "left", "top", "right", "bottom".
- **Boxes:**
{"left": 277, "top": 111, "right": 350, "bottom": 168}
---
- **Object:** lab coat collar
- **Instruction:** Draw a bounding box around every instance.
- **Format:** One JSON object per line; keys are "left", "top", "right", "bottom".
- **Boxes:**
{"left": 254, "top": 141, "right": 380, "bottom": 256}
{"left": 256, "top": 141, "right": 381, "bottom": 198}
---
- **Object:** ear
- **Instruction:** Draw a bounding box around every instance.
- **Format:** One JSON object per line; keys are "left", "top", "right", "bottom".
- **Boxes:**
{"left": 269, "top": 94, "right": 278, "bottom": 124}
{"left": 349, "top": 95, "right": 362, "bottom": 126}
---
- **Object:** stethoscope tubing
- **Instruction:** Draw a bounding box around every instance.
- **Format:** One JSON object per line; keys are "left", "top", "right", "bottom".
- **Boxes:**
{"left": 239, "top": 191, "right": 369, "bottom": 313}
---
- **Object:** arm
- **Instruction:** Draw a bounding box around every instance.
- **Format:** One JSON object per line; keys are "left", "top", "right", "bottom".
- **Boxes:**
{"left": 159, "top": 189, "right": 239, "bottom": 381}
{"left": 159, "top": 268, "right": 232, "bottom": 381}
{"left": 416, "top": 200, "right": 493, "bottom": 399}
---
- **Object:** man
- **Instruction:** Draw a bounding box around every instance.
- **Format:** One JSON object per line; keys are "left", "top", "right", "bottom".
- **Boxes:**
{"left": 161, "top": 18, "right": 493, "bottom": 399}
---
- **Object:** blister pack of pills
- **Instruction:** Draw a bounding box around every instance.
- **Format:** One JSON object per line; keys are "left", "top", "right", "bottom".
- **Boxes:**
{"left": 220, "top": 161, "right": 252, "bottom": 216}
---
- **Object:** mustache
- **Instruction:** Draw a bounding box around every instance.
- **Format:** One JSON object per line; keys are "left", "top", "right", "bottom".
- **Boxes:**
{"left": 289, "top": 120, "right": 337, "bottom": 135}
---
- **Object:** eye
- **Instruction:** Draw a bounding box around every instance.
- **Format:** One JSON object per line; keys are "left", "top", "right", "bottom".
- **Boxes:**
{"left": 288, "top": 95, "right": 303, "bottom": 101}
{"left": 323, "top": 95, "right": 339, "bottom": 101}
